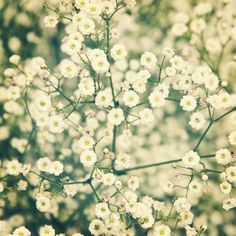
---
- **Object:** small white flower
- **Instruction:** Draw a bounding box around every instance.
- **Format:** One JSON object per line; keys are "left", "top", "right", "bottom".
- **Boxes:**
{"left": 220, "top": 181, "right": 232, "bottom": 194}
{"left": 7, "top": 86, "right": 21, "bottom": 100}
{"left": 123, "top": 90, "right": 139, "bottom": 107}
{"left": 140, "top": 51, "right": 157, "bottom": 69}
{"left": 59, "top": 59, "right": 78, "bottom": 79}
{"left": 79, "top": 18, "right": 95, "bottom": 35}
{"left": 139, "top": 108, "right": 154, "bottom": 125}
{"left": 111, "top": 44, "right": 127, "bottom": 61}
{"left": 36, "top": 195, "right": 51, "bottom": 213}
{"left": 189, "top": 112, "right": 206, "bottom": 130}
{"left": 228, "top": 131, "right": 236, "bottom": 145}
{"left": 79, "top": 136, "right": 95, "bottom": 150}
{"left": 89, "top": 219, "right": 105, "bottom": 235}
{"left": 95, "top": 89, "right": 113, "bottom": 107}
{"left": 180, "top": 211, "right": 194, "bottom": 225}
{"left": 115, "top": 153, "right": 131, "bottom": 169}
{"left": 102, "top": 173, "right": 116, "bottom": 186}
{"left": 128, "top": 176, "right": 139, "bottom": 191}
{"left": 154, "top": 224, "right": 171, "bottom": 236}
{"left": 80, "top": 150, "right": 97, "bottom": 167}
{"left": 34, "top": 96, "right": 51, "bottom": 112}
{"left": 215, "top": 149, "right": 232, "bottom": 165}
{"left": 226, "top": 166, "right": 236, "bottom": 182}
{"left": 48, "top": 116, "right": 64, "bottom": 134}
{"left": 107, "top": 108, "right": 124, "bottom": 126}
{"left": 39, "top": 225, "right": 55, "bottom": 236}
{"left": 13, "top": 226, "right": 31, "bottom": 236}
{"left": 180, "top": 95, "right": 197, "bottom": 111}
{"left": 95, "top": 202, "right": 110, "bottom": 219}
{"left": 149, "top": 92, "right": 165, "bottom": 108}
{"left": 37, "top": 157, "right": 52, "bottom": 173}
{"left": 182, "top": 151, "right": 200, "bottom": 168}
{"left": 44, "top": 15, "right": 58, "bottom": 28}
{"left": 50, "top": 161, "right": 64, "bottom": 176}
{"left": 174, "top": 197, "right": 191, "bottom": 213}
{"left": 223, "top": 197, "right": 236, "bottom": 211}
{"left": 9, "top": 54, "right": 20, "bottom": 65}
{"left": 7, "top": 160, "right": 22, "bottom": 176}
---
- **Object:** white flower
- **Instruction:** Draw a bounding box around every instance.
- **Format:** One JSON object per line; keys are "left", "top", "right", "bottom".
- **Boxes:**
{"left": 182, "top": 151, "right": 200, "bottom": 168}
{"left": 124, "top": 191, "right": 138, "bottom": 203}
{"left": 174, "top": 197, "right": 191, "bottom": 213}
{"left": 95, "top": 89, "right": 113, "bottom": 107}
{"left": 107, "top": 108, "right": 124, "bottom": 126}
{"left": 215, "top": 149, "right": 232, "bottom": 165}
{"left": 7, "top": 160, "right": 22, "bottom": 176}
{"left": 39, "top": 225, "right": 55, "bottom": 236}
{"left": 190, "top": 18, "right": 206, "bottom": 34}
{"left": 37, "top": 157, "right": 52, "bottom": 173}
{"left": 75, "top": 0, "right": 89, "bottom": 9}
{"left": 9, "top": 54, "right": 20, "bottom": 65}
{"left": 139, "top": 214, "right": 154, "bottom": 229}
{"left": 85, "top": 2, "right": 102, "bottom": 15}
{"left": 92, "top": 58, "right": 110, "bottom": 73}
{"left": 13, "top": 226, "right": 31, "bottom": 236}
{"left": 34, "top": 96, "right": 51, "bottom": 112}
{"left": 180, "top": 95, "right": 197, "bottom": 111}
{"left": 123, "top": 90, "right": 139, "bottom": 107}
{"left": 128, "top": 176, "right": 139, "bottom": 191}
{"left": 50, "top": 161, "right": 64, "bottom": 176}
{"left": 7, "top": 86, "right": 21, "bottom": 100}
{"left": 140, "top": 51, "right": 157, "bottom": 69}
{"left": 64, "top": 184, "right": 78, "bottom": 197}
{"left": 102, "top": 1, "right": 115, "bottom": 14}
{"left": 218, "top": 92, "right": 232, "bottom": 109}
{"left": 189, "top": 181, "right": 202, "bottom": 194}
{"left": 154, "top": 224, "right": 171, "bottom": 236}
{"left": 115, "top": 153, "right": 131, "bottom": 169}
{"left": 111, "top": 44, "right": 127, "bottom": 61}
{"left": 36, "top": 195, "right": 51, "bottom": 212}
{"left": 223, "top": 197, "right": 236, "bottom": 211}
{"left": 59, "top": 59, "right": 78, "bottom": 79}
{"left": 180, "top": 211, "right": 194, "bottom": 226}
{"left": 89, "top": 219, "right": 105, "bottom": 235}
{"left": 17, "top": 180, "right": 28, "bottom": 191}
{"left": 165, "top": 66, "right": 176, "bottom": 77}
{"left": 228, "top": 131, "right": 236, "bottom": 145}
{"left": 205, "top": 74, "right": 219, "bottom": 91}
{"left": 226, "top": 166, "right": 236, "bottom": 182}
{"left": 95, "top": 202, "right": 110, "bottom": 219}
{"left": 153, "top": 201, "right": 165, "bottom": 212}
{"left": 78, "top": 78, "right": 95, "bottom": 96}
{"left": 149, "top": 92, "right": 165, "bottom": 108}
{"left": 79, "top": 18, "right": 95, "bottom": 35}
{"left": 102, "top": 173, "right": 116, "bottom": 186}
{"left": 80, "top": 150, "right": 97, "bottom": 167}
{"left": 189, "top": 112, "right": 206, "bottom": 130}
{"left": 44, "top": 15, "right": 58, "bottom": 28}
{"left": 139, "top": 108, "right": 154, "bottom": 125}
{"left": 171, "top": 22, "right": 188, "bottom": 36}
{"left": 48, "top": 116, "right": 64, "bottom": 134}
{"left": 79, "top": 136, "right": 95, "bottom": 150}
{"left": 185, "top": 226, "right": 197, "bottom": 236}
{"left": 169, "top": 55, "right": 184, "bottom": 71}
{"left": 220, "top": 181, "right": 232, "bottom": 194}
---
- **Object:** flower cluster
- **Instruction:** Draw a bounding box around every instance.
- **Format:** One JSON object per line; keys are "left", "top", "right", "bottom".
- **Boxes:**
{"left": 1, "top": 0, "right": 236, "bottom": 236}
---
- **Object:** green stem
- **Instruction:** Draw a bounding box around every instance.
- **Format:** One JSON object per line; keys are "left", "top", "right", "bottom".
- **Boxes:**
{"left": 114, "top": 155, "right": 214, "bottom": 175}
